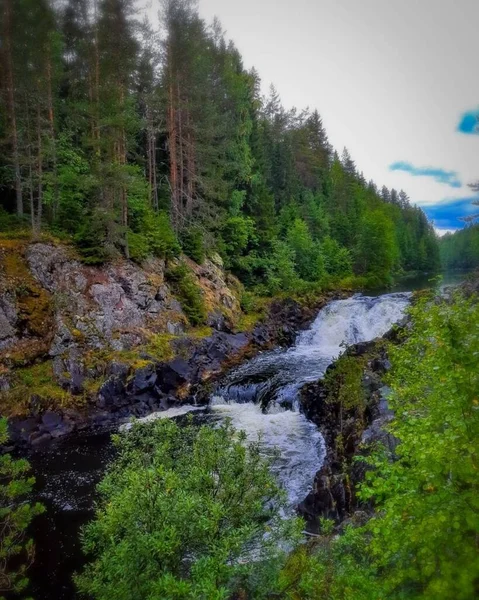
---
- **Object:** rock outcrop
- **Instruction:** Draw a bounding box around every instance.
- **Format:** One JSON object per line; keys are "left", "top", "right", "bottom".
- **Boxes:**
{"left": 1, "top": 239, "right": 338, "bottom": 446}
{"left": 299, "top": 336, "right": 400, "bottom": 531}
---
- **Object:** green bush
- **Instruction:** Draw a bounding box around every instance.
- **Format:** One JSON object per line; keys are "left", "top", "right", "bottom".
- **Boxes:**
{"left": 181, "top": 226, "right": 206, "bottom": 264}
{"left": 321, "top": 236, "right": 353, "bottom": 277}
{"left": 166, "top": 262, "right": 207, "bottom": 326}
{"left": 127, "top": 230, "right": 150, "bottom": 263}
{"left": 0, "top": 418, "right": 45, "bottom": 597}
{"left": 76, "top": 418, "right": 302, "bottom": 600}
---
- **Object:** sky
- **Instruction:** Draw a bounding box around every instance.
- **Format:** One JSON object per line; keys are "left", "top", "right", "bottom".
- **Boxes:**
{"left": 149, "top": 0, "right": 479, "bottom": 235}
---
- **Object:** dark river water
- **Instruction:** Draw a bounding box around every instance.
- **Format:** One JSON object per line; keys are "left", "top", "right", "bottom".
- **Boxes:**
{"left": 24, "top": 272, "right": 465, "bottom": 599}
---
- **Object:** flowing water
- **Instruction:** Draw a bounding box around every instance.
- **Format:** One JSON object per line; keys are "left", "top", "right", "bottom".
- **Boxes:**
{"left": 208, "top": 293, "right": 410, "bottom": 507}
{"left": 28, "top": 292, "right": 410, "bottom": 599}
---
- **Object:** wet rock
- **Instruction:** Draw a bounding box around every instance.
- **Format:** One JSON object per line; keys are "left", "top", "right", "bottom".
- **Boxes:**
{"left": 97, "top": 377, "right": 126, "bottom": 409}
{"left": 0, "top": 294, "right": 17, "bottom": 345}
{"left": 50, "top": 422, "right": 74, "bottom": 439}
{"left": 207, "top": 309, "right": 226, "bottom": 331}
{"left": 0, "top": 375, "right": 11, "bottom": 393}
{"left": 108, "top": 361, "right": 130, "bottom": 378}
{"left": 299, "top": 335, "right": 402, "bottom": 528}
{"left": 131, "top": 364, "right": 157, "bottom": 394}
{"left": 42, "top": 411, "right": 62, "bottom": 430}
{"left": 157, "top": 363, "right": 188, "bottom": 393}
{"left": 11, "top": 417, "right": 39, "bottom": 443}
{"left": 166, "top": 321, "right": 184, "bottom": 335}
{"left": 168, "top": 357, "right": 191, "bottom": 380}
{"left": 31, "top": 432, "right": 52, "bottom": 447}
{"left": 361, "top": 416, "right": 397, "bottom": 453}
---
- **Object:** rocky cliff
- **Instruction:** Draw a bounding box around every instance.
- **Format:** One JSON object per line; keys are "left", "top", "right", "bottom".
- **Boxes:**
{"left": 0, "top": 239, "right": 244, "bottom": 439}
{"left": 0, "top": 238, "right": 330, "bottom": 446}
{"left": 298, "top": 327, "right": 405, "bottom": 532}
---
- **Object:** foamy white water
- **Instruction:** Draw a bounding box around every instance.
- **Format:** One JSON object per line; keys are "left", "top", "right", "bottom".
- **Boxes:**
{"left": 120, "top": 404, "right": 205, "bottom": 431}
{"left": 210, "top": 293, "right": 410, "bottom": 509}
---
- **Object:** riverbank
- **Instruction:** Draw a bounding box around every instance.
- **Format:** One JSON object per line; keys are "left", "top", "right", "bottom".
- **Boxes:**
{"left": 25, "top": 290, "right": 412, "bottom": 599}
{"left": 0, "top": 238, "right": 351, "bottom": 448}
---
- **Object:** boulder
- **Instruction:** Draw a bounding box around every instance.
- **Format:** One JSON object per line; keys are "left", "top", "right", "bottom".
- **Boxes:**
{"left": 97, "top": 377, "right": 126, "bottom": 409}
{"left": 41, "top": 411, "right": 62, "bottom": 430}
{"left": 130, "top": 364, "right": 157, "bottom": 394}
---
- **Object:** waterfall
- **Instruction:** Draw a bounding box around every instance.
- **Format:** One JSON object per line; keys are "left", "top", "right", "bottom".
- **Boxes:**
{"left": 210, "top": 292, "right": 410, "bottom": 508}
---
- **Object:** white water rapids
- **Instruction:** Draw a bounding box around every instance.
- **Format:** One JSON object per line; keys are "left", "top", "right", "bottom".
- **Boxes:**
{"left": 209, "top": 293, "right": 410, "bottom": 507}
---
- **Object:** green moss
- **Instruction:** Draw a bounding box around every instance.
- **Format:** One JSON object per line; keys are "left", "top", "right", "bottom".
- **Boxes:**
{"left": 187, "top": 326, "right": 213, "bottom": 339}
{"left": 1, "top": 243, "right": 53, "bottom": 340}
{"left": 234, "top": 312, "right": 262, "bottom": 333}
{"left": 324, "top": 354, "right": 366, "bottom": 412}
{"left": 0, "top": 361, "right": 75, "bottom": 417}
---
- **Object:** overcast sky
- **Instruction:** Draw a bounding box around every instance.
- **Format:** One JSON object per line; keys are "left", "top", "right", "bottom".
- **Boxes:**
{"left": 149, "top": 0, "right": 479, "bottom": 233}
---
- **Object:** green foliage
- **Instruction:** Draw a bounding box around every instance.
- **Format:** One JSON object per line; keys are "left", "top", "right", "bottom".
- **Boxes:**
{"left": 264, "top": 240, "right": 299, "bottom": 295}
{"left": 0, "top": 418, "right": 44, "bottom": 598}
{"left": 181, "top": 227, "right": 206, "bottom": 265}
{"left": 271, "top": 292, "right": 479, "bottom": 600}
{"left": 324, "top": 354, "right": 366, "bottom": 413}
{"left": 321, "top": 236, "right": 353, "bottom": 278}
{"left": 355, "top": 209, "right": 398, "bottom": 283}
{"left": 221, "top": 215, "right": 256, "bottom": 268}
{"left": 286, "top": 218, "right": 325, "bottom": 282}
{"left": 74, "top": 210, "right": 111, "bottom": 265}
{"left": 166, "top": 262, "right": 207, "bottom": 326}
{"left": 356, "top": 292, "right": 479, "bottom": 599}
{"left": 440, "top": 224, "right": 479, "bottom": 270}
{"left": 76, "top": 418, "right": 302, "bottom": 600}
{"left": 128, "top": 208, "right": 180, "bottom": 263}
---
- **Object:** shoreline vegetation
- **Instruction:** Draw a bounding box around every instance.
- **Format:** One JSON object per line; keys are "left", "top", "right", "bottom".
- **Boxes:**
{"left": 26, "top": 283, "right": 475, "bottom": 600}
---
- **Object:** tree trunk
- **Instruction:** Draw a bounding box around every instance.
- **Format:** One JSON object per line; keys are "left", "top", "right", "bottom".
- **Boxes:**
{"left": 35, "top": 103, "right": 43, "bottom": 236}
{"left": 3, "top": 0, "right": 23, "bottom": 216}
{"left": 46, "top": 50, "right": 59, "bottom": 219}
{"left": 120, "top": 86, "right": 129, "bottom": 259}
{"left": 186, "top": 109, "right": 195, "bottom": 217}
{"left": 177, "top": 80, "right": 184, "bottom": 216}
{"left": 167, "top": 60, "right": 179, "bottom": 229}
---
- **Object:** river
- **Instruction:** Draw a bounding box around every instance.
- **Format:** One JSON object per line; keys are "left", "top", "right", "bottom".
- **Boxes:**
{"left": 28, "top": 291, "right": 412, "bottom": 599}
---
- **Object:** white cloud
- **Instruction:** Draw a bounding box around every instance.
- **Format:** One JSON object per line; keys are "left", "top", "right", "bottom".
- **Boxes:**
{"left": 435, "top": 228, "right": 458, "bottom": 237}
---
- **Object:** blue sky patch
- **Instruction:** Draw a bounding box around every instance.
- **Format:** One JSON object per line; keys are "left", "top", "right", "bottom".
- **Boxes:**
{"left": 389, "top": 161, "right": 462, "bottom": 188}
{"left": 457, "top": 109, "right": 479, "bottom": 135}
{"left": 423, "top": 197, "right": 479, "bottom": 229}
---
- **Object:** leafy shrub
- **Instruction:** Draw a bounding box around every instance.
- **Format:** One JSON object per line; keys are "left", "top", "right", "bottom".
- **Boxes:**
{"left": 0, "top": 418, "right": 44, "bottom": 597}
{"left": 76, "top": 418, "right": 302, "bottom": 600}
{"left": 181, "top": 226, "right": 205, "bottom": 264}
{"left": 321, "top": 236, "right": 353, "bottom": 277}
{"left": 127, "top": 231, "right": 150, "bottom": 263}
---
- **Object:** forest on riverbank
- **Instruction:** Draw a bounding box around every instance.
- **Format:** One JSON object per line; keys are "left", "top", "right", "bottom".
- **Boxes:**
{"left": 1, "top": 0, "right": 439, "bottom": 294}
{"left": 440, "top": 224, "right": 479, "bottom": 270}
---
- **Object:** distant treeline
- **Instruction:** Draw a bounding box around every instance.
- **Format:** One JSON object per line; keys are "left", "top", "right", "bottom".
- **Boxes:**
{"left": 0, "top": 0, "right": 439, "bottom": 291}
{"left": 440, "top": 225, "right": 479, "bottom": 270}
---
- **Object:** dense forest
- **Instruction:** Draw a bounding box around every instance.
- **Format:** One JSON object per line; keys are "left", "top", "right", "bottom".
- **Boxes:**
{"left": 440, "top": 224, "right": 479, "bottom": 269}
{"left": 0, "top": 0, "right": 439, "bottom": 292}
{"left": 440, "top": 194, "right": 479, "bottom": 269}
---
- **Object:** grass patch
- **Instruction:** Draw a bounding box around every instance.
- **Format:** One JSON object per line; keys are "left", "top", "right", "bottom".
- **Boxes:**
{"left": 0, "top": 361, "right": 76, "bottom": 417}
